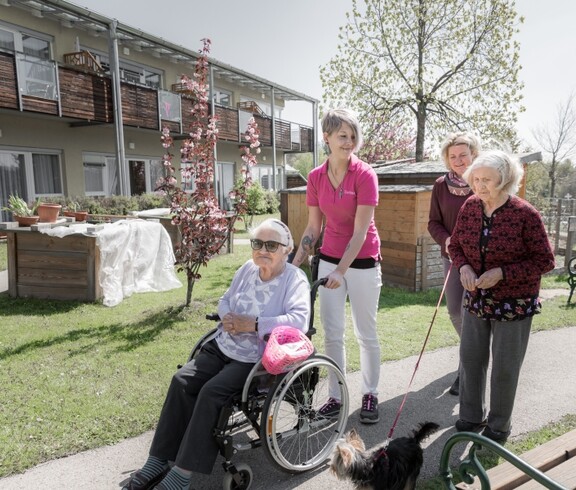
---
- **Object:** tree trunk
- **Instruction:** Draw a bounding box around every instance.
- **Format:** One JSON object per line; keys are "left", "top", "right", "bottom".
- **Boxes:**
{"left": 549, "top": 161, "right": 557, "bottom": 198}
{"left": 185, "top": 276, "right": 196, "bottom": 307}
{"left": 415, "top": 102, "right": 427, "bottom": 162}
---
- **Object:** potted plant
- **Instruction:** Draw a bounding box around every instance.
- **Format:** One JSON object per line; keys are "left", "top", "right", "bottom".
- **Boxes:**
{"left": 1, "top": 195, "right": 40, "bottom": 227}
{"left": 63, "top": 200, "right": 88, "bottom": 222}
{"left": 63, "top": 200, "right": 78, "bottom": 218}
{"left": 37, "top": 200, "right": 62, "bottom": 223}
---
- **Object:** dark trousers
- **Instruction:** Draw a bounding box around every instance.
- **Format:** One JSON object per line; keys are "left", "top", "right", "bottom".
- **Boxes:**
{"left": 459, "top": 313, "right": 532, "bottom": 433}
{"left": 149, "top": 339, "right": 255, "bottom": 474}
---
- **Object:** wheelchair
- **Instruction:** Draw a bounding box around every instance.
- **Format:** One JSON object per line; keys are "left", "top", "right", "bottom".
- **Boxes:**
{"left": 185, "top": 278, "right": 349, "bottom": 490}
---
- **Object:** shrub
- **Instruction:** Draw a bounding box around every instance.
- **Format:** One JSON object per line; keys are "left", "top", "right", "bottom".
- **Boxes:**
{"left": 264, "top": 190, "right": 280, "bottom": 214}
{"left": 245, "top": 182, "right": 269, "bottom": 216}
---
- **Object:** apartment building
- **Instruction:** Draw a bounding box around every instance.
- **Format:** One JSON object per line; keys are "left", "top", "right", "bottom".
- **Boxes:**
{"left": 0, "top": 0, "right": 318, "bottom": 221}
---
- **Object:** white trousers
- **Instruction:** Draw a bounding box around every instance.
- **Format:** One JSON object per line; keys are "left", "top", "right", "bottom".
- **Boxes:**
{"left": 318, "top": 259, "right": 382, "bottom": 399}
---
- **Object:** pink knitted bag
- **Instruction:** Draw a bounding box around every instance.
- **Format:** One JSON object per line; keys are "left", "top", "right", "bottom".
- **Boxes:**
{"left": 262, "top": 326, "right": 314, "bottom": 375}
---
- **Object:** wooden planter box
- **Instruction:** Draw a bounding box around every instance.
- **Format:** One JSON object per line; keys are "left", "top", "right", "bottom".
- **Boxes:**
{"left": 5, "top": 228, "right": 101, "bottom": 301}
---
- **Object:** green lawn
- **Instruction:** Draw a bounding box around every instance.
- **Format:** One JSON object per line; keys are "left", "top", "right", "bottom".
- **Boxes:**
{"left": 0, "top": 239, "right": 574, "bottom": 478}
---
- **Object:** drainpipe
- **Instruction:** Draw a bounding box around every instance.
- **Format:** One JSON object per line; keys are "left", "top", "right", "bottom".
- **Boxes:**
{"left": 271, "top": 87, "right": 277, "bottom": 191}
{"left": 109, "top": 20, "right": 127, "bottom": 196}
{"left": 209, "top": 65, "right": 220, "bottom": 206}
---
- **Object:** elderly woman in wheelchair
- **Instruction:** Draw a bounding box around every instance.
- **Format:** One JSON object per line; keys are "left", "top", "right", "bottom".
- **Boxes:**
{"left": 124, "top": 218, "right": 349, "bottom": 490}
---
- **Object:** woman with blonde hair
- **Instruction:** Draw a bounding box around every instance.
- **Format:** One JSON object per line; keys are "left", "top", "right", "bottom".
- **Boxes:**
{"left": 428, "top": 132, "right": 481, "bottom": 395}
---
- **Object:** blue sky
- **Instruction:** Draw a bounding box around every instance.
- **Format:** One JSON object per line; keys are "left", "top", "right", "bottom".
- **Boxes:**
{"left": 74, "top": 0, "right": 576, "bottom": 151}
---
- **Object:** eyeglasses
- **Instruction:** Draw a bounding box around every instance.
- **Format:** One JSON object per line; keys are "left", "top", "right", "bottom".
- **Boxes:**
{"left": 250, "top": 239, "right": 287, "bottom": 253}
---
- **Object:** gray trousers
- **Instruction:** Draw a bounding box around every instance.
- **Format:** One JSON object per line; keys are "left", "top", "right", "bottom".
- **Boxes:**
{"left": 149, "top": 339, "right": 255, "bottom": 474}
{"left": 443, "top": 257, "right": 464, "bottom": 337}
{"left": 459, "top": 312, "right": 532, "bottom": 433}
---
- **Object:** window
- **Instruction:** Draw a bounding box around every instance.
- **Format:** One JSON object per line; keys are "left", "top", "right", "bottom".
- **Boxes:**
{"left": 0, "top": 149, "right": 62, "bottom": 221}
{"left": 0, "top": 23, "right": 56, "bottom": 100}
{"left": 33, "top": 154, "right": 62, "bottom": 194}
{"left": 128, "top": 158, "right": 164, "bottom": 194}
{"left": 216, "top": 162, "right": 235, "bottom": 210}
{"left": 181, "top": 163, "right": 196, "bottom": 193}
{"left": 95, "top": 53, "right": 162, "bottom": 89}
{"left": 213, "top": 88, "right": 232, "bottom": 107}
{"left": 83, "top": 154, "right": 119, "bottom": 196}
{"left": 0, "top": 23, "right": 51, "bottom": 59}
{"left": 251, "top": 165, "right": 284, "bottom": 190}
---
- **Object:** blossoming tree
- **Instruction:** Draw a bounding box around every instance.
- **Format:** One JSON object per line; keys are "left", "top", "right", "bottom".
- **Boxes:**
{"left": 158, "top": 39, "right": 259, "bottom": 306}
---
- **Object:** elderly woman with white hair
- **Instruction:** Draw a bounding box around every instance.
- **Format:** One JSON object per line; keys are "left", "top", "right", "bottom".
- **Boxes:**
{"left": 123, "top": 218, "right": 310, "bottom": 490}
{"left": 448, "top": 150, "right": 555, "bottom": 443}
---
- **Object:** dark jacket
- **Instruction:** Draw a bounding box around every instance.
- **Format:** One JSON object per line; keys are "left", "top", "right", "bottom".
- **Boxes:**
{"left": 448, "top": 195, "right": 555, "bottom": 301}
{"left": 428, "top": 175, "right": 471, "bottom": 259}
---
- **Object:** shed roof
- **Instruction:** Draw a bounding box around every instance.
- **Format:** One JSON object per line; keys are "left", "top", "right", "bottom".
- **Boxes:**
{"left": 373, "top": 151, "right": 542, "bottom": 178}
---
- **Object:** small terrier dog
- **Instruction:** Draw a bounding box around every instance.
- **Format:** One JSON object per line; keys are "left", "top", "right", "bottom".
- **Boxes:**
{"left": 330, "top": 422, "right": 439, "bottom": 489}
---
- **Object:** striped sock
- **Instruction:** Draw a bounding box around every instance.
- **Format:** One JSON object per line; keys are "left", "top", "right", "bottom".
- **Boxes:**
{"left": 137, "top": 455, "right": 169, "bottom": 482}
{"left": 155, "top": 467, "right": 192, "bottom": 490}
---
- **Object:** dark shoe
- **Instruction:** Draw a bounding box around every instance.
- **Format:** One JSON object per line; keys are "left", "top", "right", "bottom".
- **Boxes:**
{"left": 449, "top": 375, "right": 460, "bottom": 396}
{"left": 318, "top": 397, "right": 341, "bottom": 418}
{"left": 482, "top": 426, "right": 510, "bottom": 443}
{"left": 123, "top": 467, "right": 169, "bottom": 490}
{"left": 455, "top": 418, "right": 487, "bottom": 432}
{"left": 360, "top": 393, "right": 379, "bottom": 424}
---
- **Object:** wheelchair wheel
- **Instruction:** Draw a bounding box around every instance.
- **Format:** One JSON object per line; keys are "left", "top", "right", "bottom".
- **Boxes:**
{"left": 222, "top": 463, "right": 253, "bottom": 490}
{"left": 259, "top": 354, "right": 349, "bottom": 473}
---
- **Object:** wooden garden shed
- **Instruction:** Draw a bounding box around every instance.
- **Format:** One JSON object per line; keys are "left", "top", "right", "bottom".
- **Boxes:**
{"left": 280, "top": 184, "right": 441, "bottom": 291}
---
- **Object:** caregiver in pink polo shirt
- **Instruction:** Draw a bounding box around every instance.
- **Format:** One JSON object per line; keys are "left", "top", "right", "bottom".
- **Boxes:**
{"left": 293, "top": 108, "right": 382, "bottom": 424}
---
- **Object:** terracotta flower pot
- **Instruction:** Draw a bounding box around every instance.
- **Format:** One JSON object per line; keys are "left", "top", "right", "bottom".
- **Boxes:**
{"left": 15, "top": 215, "right": 40, "bottom": 227}
{"left": 63, "top": 210, "right": 76, "bottom": 218}
{"left": 37, "top": 203, "right": 62, "bottom": 223}
{"left": 74, "top": 211, "right": 89, "bottom": 222}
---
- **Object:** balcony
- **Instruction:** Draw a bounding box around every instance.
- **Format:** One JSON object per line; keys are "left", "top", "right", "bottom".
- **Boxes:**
{"left": 0, "top": 51, "right": 314, "bottom": 153}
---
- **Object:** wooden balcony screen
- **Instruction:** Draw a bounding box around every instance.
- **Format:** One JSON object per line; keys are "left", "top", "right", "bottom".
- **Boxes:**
{"left": 120, "top": 84, "right": 158, "bottom": 130}
{"left": 214, "top": 106, "right": 240, "bottom": 142}
{"left": 0, "top": 59, "right": 314, "bottom": 153}
{"left": 59, "top": 66, "right": 113, "bottom": 122}
{"left": 300, "top": 126, "right": 313, "bottom": 153}
{"left": 0, "top": 53, "right": 18, "bottom": 110}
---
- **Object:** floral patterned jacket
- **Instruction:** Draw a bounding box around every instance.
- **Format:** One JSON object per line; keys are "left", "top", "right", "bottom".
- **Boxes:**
{"left": 448, "top": 195, "right": 555, "bottom": 304}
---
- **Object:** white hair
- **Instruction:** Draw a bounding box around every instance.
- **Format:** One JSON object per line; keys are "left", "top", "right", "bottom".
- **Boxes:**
{"left": 463, "top": 150, "right": 524, "bottom": 195}
{"left": 250, "top": 218, "right": 294, "bottom": 252}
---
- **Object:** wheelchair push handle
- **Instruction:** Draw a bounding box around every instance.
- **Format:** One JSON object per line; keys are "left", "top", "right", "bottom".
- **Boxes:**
{"left": 310, "top": 277, "right": 327, "bottom": 305}
{"left": 308, "top": 277, "right": 327, "bottom": 335}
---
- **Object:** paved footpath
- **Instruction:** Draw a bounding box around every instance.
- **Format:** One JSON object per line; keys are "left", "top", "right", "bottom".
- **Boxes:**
{"left": 1, "top": 318, "right": 574, "bottom": 490}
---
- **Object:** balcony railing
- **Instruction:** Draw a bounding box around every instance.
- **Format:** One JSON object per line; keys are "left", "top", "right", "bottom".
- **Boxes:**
{"left": 0, "top": 51, "right": 314, "bottom": 153}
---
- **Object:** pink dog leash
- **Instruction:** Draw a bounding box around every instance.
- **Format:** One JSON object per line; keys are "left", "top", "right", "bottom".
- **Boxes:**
{"left": 386, "top": 263, "right": 453, "bottom": 442}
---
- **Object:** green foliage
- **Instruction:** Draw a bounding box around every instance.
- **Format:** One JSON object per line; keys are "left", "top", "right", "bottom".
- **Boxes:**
{"left": 40, "top": 195, "right": 171, "bottom": 216}
{"left": 321, "top": 0, "right": 524, "bottom": 161}
{"left": 245, "top": 182, "right": 268, "bottom": 215}
{"left": 1, "top": 195, "right": 39, "bottom": 217}
{"left": 263, "top": 190, "right": 280, "bottom": 214}
{"left": 286, "top": 146, "right": 328, "bottom": 178}
{"left": 232, "top": 181, "right": 278, "bottom": 228}
{"left": 524, "top": 159, "right": 576, "bottom": 211}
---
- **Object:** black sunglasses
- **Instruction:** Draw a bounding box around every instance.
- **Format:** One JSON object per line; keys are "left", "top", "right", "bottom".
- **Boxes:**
{"left": 250, "top": 239, "right": 287, "bottom": 253}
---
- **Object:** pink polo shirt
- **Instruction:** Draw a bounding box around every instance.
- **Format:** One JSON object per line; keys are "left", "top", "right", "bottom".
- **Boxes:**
{"left": 306, "top": 155, "right": 380, "bottom": 260}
